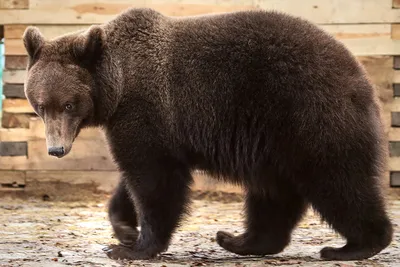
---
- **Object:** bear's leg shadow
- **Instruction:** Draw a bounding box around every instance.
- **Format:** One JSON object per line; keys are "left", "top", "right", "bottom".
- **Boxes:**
{"left": 105, "top": 163, "right": 192, "bottom": 260}
{"left": 306, "top": 170, "right": 393, "bottom": 260}
{"left": 217, "top": 179, "right": 307, "bottom": 256}
{"left": 108, "top": 179, "right": 139, "bottom": 246}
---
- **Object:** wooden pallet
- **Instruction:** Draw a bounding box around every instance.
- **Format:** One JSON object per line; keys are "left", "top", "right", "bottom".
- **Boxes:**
{"left": 1, "top": 0, "right": 400, "bottom": 193}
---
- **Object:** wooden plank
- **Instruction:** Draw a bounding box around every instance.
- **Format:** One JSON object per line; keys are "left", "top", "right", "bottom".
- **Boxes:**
{"left": 3, "top": 70, "right": 26, "bottom": 84}
{"left": 0, "top": 118, "right": 108, "bottom": 141}
{"left": 7, "top": 24, "right": 399, "bottom": 56}
{"left": 2, "top": 99, "right": 34, "bottom": 113}
{"left": 0, "top": 2, "right": 256, "bottom": 24}
{"left": 390, "top": 172, "right": 400, "bottom": 187}
{"left": 4, "top": 24, "right": 90, "bottom": 39}
{"left": 5, "top": 56, "right": 28, "bottom": 70}
{"left": 390, "top": 141, "right": 400, "bottom": 157}
{"left": 394, "top": 70, "right": 400, "bottom": 84}
{"left": 394, "top": 57, "right": 400, "bottom": 70}
{"left": 0, "top": 171, "right": 25, "bottom": 185}
{"left": 389, "top": 127, "right": 400, "bottom": 141}
{"left": 390, "top": 157, "right": 400, "bottom": 171}
{"left": 394, "top": 84, "right": 400, "bottom": 96}
{"left": 0, "top": 0, "right": 29, "bottom": 9}
{"left": 0, "top": 0, "right": 396, "bottom": 24}
{"left": 392, "top": 112, "right": 400, "bottom": 127}
{"left": 1, "top": 112, "right": 33, "bottom": 128}
{"left": 392, "top": 24, "right": 400, "bottom": 39}
{"left": 0, "top": 142, "right": 27, "bottom": 156}
{"left": 4, "top": 39, "right": 25, "bottom": 56}
{"left": 0, "top": 138, "right": 117, "bottom": 170}
{"left": 3, "top": 84, "right": 25, "bottom": 98}
{"left": 25, "top": 170, "right": 120, "bottom": 193}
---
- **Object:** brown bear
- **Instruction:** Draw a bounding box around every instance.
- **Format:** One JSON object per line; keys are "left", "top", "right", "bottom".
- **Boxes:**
{"left": 22, "top": 7, "right": 393, "bottom": 261}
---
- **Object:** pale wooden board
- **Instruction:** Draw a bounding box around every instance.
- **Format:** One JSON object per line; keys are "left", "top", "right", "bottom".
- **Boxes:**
{"left": 0, "top": 139, "right": 117, "bottom": 170}
{"left": 0, "top": 0, "right": 398, "bottom": 24}
{"left": 4, "top": 55, "right": 28, "bottom": 70}
{"left": 2, "top": 99, "right": 34, "bottom": 113}
{"left": 0, "top": 117, "right": 108, "bottom": 141}
{"left": 389, "top": 127, "right": 400, "bottom": 141}
{"left": 0, "top": 2, "right": 256, "bottom": 24}
{"left": 394, "top": 70, "right": 400, "bottom": 84}
{"left": 1, "top": 112, "right": 33, "bottom": 128}
{"left": 25, "top": 170, "right": 120, "bottom": 193}
{"left": 390, "top": 157, "right": 400, "bottom": 171}
{"left": 392, "top": 99, "right": 400, "bottom": 112}
{"left": 3, "top": 69, "right": 27, "bottom": 84}
{"left": 5, "top": 24, "right": 399, "bottom": 56}
{"left": 0, "top": 0, "right": 28, "bottom": 9}
{"left": 0, "top": 171, "right": 25, "bottom": 185}
{"left": 4, "top": 24, "right": 91, "bottom": 39}
{"left": 392, "top": 24, "right": 400, "bottom": 39}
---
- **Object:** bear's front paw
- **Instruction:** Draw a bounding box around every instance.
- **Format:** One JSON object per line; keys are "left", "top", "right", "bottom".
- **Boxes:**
{"left": 104, "top": 244, "right": 158, "bottom": 260}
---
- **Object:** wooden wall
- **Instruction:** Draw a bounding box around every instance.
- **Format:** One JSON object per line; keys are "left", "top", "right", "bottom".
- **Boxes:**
{"left": 1, "top": 0, "right": 400, "bottom": 195}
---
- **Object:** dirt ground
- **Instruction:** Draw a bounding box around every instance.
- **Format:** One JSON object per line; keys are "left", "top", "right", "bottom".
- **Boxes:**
{"left": 0, "top": 191, "right": 398, "bottom": 267}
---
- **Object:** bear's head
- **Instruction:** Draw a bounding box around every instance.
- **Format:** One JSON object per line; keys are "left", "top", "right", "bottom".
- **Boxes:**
{"left": 22, "top": 26, "right": 106, "bottom": 158}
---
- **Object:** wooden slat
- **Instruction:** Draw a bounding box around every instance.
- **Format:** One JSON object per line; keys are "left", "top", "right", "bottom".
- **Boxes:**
{"left": 6, "top": 24, "right": 398, "bottom": 56}
{"left": 394, "top": 70, "right": 400, "bottom": 84}
{"left": 0, "top": 118, "right": 108, "bottom": 141}
{"left": 0, "top": 2, "right": 256, "bottom": 24}
{"left": 5, "top": 56, "right": 28, "bottom": 70}
{"left": 0, "top": 138, "right": 117, "bottom": 170}
{"left": 389, "top": 127, "right": 400, "bottom": 141}
{"left": 392, "top": 24, "right": 400, "bottom": 39}
{"left": 25, "top": 170, "right": 119, "bottom": 193}
{"left": 392, "top": 112, "right": 400, "bottom": 127}
{"left": 394, "top": 57, "right": 400, "bottom": 70}
{"left": 0, "top": 171, "right": 25, "bottom": 185}
{"left": 3, "top": 70, "right": 26, "bottom": 84}
{"left": 0, "top": 142, "right": 28, "bottom": 156}
{"left": 2, "top": 99, "right": 34, "bottom": 113}
{"left": 394, "top": 84, "right": 400, "bottom": 96}
{"left": 4, "top": 39, "right": 25, "bottom": 56}
{"left": 390, "top": 157, "right": 400, "bottom": 171}
{"left": 390, "top": 172, "right": 400, "bottom": 187}
{"left": 3, "top": 84, "right": 25, "bottom": 98}
{"left": 0, "top": 0, "right": 397, "bottom": 24}
{"left": 4, "top": 24, "right": 90, "bottom": 39}
{"left": 391, "top": 98, "right": 400, "bottom": 112}
{"left": 1, "top": 112, "right": 34, "bottom": 128}
{"left": 0, "top": 0, "right": 29, "bottom": 9}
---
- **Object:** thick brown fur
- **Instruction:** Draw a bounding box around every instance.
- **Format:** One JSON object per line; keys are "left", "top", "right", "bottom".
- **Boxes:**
{"left": 23, "top": 8, "right": 393, "bottom": 261}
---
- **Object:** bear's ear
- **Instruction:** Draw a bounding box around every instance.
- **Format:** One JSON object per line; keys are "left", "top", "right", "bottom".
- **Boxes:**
{"left": 23, "top": 26, "right": 45, "bottom": 59}
{"left": 73, "top": 25, "right": 106, "bottom": 65}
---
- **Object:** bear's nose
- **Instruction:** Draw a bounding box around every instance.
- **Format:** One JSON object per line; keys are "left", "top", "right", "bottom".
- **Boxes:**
{"left": 48, "top": 146, "right": 65, "bottom": 157}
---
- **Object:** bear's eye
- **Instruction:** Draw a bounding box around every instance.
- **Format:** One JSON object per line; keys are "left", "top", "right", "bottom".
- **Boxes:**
{"left": 65, "top": 103, "right": 73, "bottom": 111}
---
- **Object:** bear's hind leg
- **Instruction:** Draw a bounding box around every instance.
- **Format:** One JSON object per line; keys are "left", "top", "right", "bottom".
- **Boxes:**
{"left": 306, "top": 172, "right": 393, "bottom": 260}
{"left": 108, "top": 179, "right": 139, "bottom": 246}
{"left": 217, "top": 181, "right": 307, "bottom": 256}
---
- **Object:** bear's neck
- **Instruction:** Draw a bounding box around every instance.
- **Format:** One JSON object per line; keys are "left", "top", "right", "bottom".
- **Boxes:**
{"left": 91, "top": 51, "right": 124, "bottom": 126}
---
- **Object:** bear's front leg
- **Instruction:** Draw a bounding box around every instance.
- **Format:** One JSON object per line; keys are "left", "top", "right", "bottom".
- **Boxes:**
{"left": 105, "top": 162, "right": 192, "bottom": 260}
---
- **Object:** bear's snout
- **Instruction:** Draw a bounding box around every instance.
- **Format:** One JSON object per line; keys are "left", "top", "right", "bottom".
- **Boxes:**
{"left": 48, "top": 146, "right": 65, "bottom": 158}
